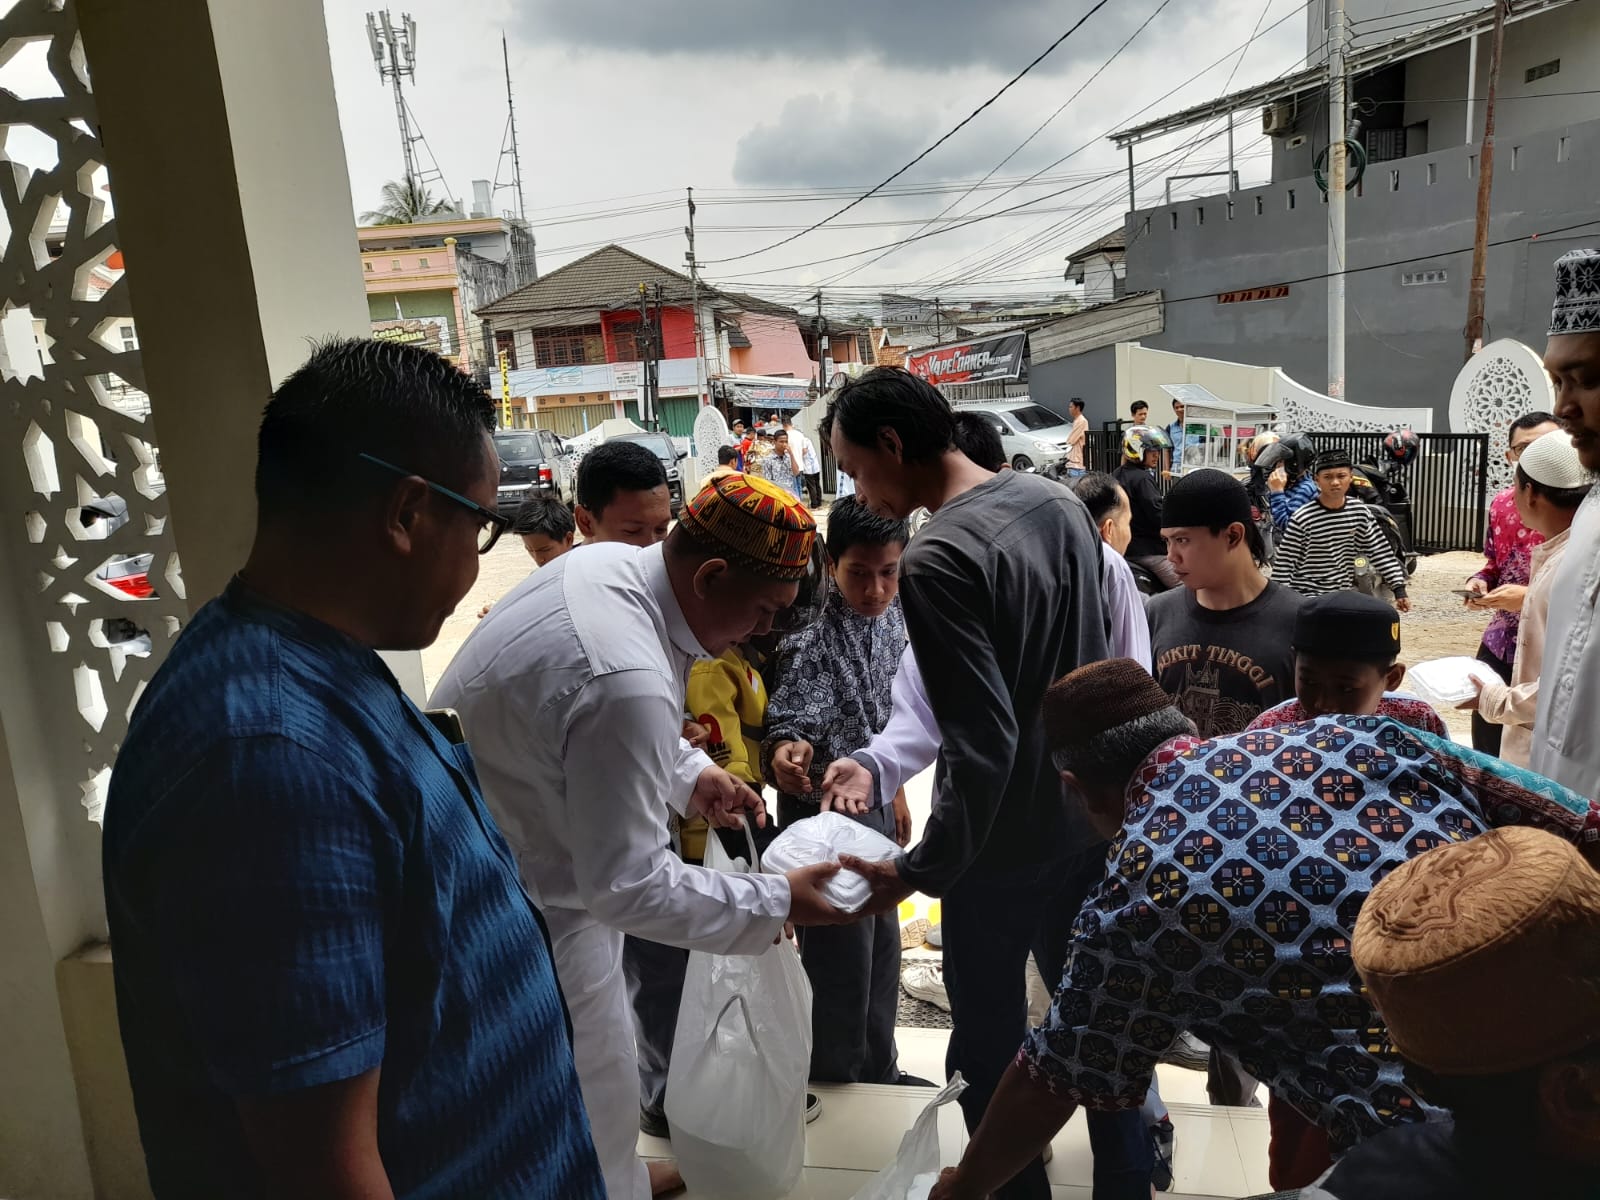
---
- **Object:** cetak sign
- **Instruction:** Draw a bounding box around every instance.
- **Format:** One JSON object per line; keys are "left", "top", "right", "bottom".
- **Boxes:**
{"left": 904, "top": 331, "right": 1027, "bottom": 386}
{"left": 1216, "top": 285, "right": 1290, "bottom": 304}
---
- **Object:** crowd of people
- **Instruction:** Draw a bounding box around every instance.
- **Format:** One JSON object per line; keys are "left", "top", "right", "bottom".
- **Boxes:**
{"left": 98, "top": 250, "right": 1600, "bottom": 1200}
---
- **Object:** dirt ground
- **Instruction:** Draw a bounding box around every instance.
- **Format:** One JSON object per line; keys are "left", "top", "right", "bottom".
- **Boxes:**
{"left": 1385, "top": 550, "right": 1491, "bottom": 741}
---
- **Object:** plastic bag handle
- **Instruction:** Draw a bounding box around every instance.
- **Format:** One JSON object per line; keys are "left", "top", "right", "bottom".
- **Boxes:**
{"left": 711, "top": 991, "right": 756, "bottom": 1043}
{"left": 735, "top": 813, "right": 761, "bottom": 872}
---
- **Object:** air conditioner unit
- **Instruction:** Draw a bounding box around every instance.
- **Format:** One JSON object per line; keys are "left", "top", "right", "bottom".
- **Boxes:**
{"left": 1263, "top": 101, "right": 1296, "bottom": 137}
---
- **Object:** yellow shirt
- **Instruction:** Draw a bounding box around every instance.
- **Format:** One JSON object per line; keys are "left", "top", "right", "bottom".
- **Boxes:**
{"left": 682, "top": 647, "right": 769, "bottom": 861}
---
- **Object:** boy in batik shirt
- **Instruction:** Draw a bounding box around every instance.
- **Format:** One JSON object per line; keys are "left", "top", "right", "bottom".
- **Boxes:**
{"left": 763, "top": 496, "right": 909, "bottom": 1084}
{"left": 1248, "top": 591, "right": 1448, "bottom": 738}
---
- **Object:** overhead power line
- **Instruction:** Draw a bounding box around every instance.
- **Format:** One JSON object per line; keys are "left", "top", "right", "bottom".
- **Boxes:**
{"left": 700, "top": 0, "right": 1116, "bottom": 265}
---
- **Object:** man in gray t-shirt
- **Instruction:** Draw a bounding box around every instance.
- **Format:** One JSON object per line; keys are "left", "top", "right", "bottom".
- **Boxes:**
{"left": 821, "top": 369, "right": 1150, "bottom": 1200}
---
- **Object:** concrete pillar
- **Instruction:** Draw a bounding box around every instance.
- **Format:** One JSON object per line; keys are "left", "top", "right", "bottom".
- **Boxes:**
{"left": 0, "top": 2, "right": 422, "bottom": 1197}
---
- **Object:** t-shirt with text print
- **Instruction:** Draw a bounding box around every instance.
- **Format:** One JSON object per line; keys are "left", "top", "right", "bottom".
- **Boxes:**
{"left": 1147, "top": 581, "right": 1302, "bottom": 738}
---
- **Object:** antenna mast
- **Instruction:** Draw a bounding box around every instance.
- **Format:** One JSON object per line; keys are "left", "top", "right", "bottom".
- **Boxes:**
{"left": 365, "top": 11, "right": 420, "bottom": 189}
{"left": 502, "top": 33, "right": 527, "bottom": 221}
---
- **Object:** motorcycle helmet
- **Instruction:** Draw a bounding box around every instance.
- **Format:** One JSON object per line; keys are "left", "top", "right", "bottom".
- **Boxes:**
{"left": 1123, "top": 424, "right": 1172, "bottom": 463}
{"left": 1382, "top": 428, "right": 1420, "bottom": 467}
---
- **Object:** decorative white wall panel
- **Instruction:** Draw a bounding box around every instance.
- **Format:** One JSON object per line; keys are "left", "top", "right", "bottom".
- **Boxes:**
{"left": 1449, "top": 338, "right": 1556, "bottom": 494}
{"left": 1, "top": 0, "right": 185, "bottom": 824}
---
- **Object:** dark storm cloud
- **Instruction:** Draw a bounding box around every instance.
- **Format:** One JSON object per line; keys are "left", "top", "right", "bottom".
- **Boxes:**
{"left": 518, "top": 0, "right": 1170, "bottom": 73}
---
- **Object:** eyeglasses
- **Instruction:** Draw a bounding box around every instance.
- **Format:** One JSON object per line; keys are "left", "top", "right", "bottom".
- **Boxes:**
{"left": 358, "top": 453, "right": 512, "bottom": 554}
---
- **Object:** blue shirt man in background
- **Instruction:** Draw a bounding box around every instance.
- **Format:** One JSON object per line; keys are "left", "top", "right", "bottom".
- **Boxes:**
{"left": 103, "top": 338, "right": 603, "bottom": 1200}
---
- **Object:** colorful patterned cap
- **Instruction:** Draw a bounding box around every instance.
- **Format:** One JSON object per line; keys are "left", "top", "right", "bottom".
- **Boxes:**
{"left": 676, "top": 471, "right": 816, "bottom": 580}
{"left": 1549, "top": 248, "right": 1600, "bottom": 336}
{"left": 1354, "top": 826, "right": 1600, "bottom": 1075}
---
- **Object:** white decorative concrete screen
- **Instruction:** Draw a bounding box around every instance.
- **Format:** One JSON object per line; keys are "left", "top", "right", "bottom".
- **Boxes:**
{"left": 1, "top": 1, "right": 186, "bottom": 823}
{"left": 1272, "top": 368, "right": 1434, "bottom": 435}
{"left": 1449, "top": 339, "right": 1556, "bottom": 494}
{"left": 692, "top": 403, "right": 731, "bottom": 487}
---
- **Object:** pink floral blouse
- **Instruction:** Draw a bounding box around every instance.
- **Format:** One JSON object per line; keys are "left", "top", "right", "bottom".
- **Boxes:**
{"left": 1471, "top": 487, "right": 1544, "bottom": 662}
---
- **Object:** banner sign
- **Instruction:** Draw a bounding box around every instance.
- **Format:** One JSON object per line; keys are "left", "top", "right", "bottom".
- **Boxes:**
{"left": 1216, "top": 285, "right": 1290, "bottom": 304}
{"left": 904, "top": 330, "right": 1027, "bottom": 385}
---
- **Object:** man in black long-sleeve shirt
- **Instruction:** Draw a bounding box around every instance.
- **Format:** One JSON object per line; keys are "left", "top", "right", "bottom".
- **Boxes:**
{"left": 822, "top": 369, "right": 1151, "bottom": 1200}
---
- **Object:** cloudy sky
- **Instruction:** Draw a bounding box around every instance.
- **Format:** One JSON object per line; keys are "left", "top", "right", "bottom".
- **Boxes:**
{"left": 322, "top": 0, "right": 1322, "bottom": 310}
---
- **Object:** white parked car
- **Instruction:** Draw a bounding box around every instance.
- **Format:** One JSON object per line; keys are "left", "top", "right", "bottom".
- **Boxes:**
{"left": 958, "top": 401, "right": 1077, "bottom": 471}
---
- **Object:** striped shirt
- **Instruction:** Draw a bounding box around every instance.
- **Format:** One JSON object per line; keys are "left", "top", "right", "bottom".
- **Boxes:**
{"left": 1276, "top": 499, "right": 1408, "bottom": 598}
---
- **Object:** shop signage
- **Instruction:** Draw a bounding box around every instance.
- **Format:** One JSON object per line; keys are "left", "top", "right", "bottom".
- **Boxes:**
{"left": 904, "top": 330, "right": 1027, "bottom": 385}
{"left": 1216, "top": 285, "right": 1290, "bottom": 304}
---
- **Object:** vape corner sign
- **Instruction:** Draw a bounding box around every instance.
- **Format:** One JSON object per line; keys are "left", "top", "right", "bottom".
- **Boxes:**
{"left": 904, "top": 331, "right": 1028, "bottom": 385}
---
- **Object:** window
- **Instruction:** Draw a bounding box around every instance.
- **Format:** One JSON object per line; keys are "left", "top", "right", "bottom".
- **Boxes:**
{"left": 1226, "top": 200, "right": 1235, "bottom": 220}
{"left": 1525, "top": 58, "right": 1560, "bottom": 84}
{"left": 1286, "top": 189, "right": 1296, "bottom": 210}
{"left": 1255, "top": 196, "right": 1264, "bottom": 216}
{"left": 610, "top": 320, "right": 651, "bottom": 362}
{"left": 1195, "top": 207, "right": 1205, "bottom": 226}
{"left": 1511, "top": 145, "right": 1521, "bottom": 171}
{"left": 1468, "top": 154, "right": 1477, "bottom": 177}
{"left": 118, "top": 324, "right": 136, "bottom": 353}
{"left": 364, "top": 262, "right": 373, "bottom": 272}
{"left": 1389, "top": 169, "right": 1400, "bottom": 192}
{"left": 494, "top": 330, "right": 518, "bottom": 370}
{"left": 1427, "top": 162, "right": 1438, "bottom": 185}
{"left": 418, "top": 256, "right": 430, "bottom": 268}
{"left": 1559, "top": 136, "right": 1571, "bottom": 163}
{"left": 1169, "top": 211, "right": 1179, "bottom": 231}
{"left": 530, "top": 324, "right": 604, "bottom": 367}
{"left": 390, "top": 258, "right": 401, "bottom": 271}
{"left": 1402, "top": 269, "right": 1448, "bottom": 287}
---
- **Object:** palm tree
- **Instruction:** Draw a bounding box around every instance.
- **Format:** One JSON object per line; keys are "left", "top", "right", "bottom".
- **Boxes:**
{"left": 361, "top": 179, "right": 454, "bottom": 226}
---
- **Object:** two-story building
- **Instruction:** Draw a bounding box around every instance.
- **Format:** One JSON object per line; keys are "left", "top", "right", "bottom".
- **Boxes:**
{"left": 358, "top": 210, "right": 536, "bottom": 375}
{"left": 477, "top": 243, "right": 828, "bottom": 438}
{"left": 1045, "top": 0, "right": 1597, "bottom": 428}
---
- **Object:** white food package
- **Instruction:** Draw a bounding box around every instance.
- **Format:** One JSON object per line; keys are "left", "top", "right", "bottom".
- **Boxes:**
{"left": 1406, "top": 655, "right": 1503, "bottom": 709}
{"left": 850, "top": 1074, "right": 968, "bottom": 1200}
{"left": 666, "top": 825, "right": 814, "bottom": 1200}
{"left": 762, "top": 809, "right": 903, "bottom": 913}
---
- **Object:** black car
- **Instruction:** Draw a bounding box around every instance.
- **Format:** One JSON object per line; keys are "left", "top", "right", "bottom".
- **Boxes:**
{"left": 493, "top": 429, "right": 573, "bottom": 517}
{"left": 611, "top": 431, "right": 688, "bottom": 515}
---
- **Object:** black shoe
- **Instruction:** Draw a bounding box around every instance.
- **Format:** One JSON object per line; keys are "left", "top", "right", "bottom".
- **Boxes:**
{"left": 640, "top": 1107, "right": 670, "bottom": 1139}
{"left": 1151, "top": 1116, "right": 1175, "bottom": 1191}
{"left": 894, "top": 1072, "right": 938, "bottom": 1087}
{"left": 805, "top": 1093, "right": 821, "bottom": 1124}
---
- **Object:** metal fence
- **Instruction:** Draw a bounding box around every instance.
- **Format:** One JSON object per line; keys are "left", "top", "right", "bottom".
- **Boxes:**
{"left": 1306, "top": 431, "right": 1490, "bottom": 554}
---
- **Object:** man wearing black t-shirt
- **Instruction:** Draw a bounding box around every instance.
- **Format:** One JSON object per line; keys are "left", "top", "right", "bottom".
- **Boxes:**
{"left": 1147, "top": 470, "right": 1301, "bottom": 739}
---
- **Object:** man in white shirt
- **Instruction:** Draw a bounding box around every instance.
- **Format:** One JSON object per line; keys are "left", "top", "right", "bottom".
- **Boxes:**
{"left": 432, "top": 473, "right": 851, "bottom": 1200}
{"left": 783, "top": 415, "right": 823, "bottom": 507}
{"left": 1532, "top": 248, "right": 1600, "bottom": 798}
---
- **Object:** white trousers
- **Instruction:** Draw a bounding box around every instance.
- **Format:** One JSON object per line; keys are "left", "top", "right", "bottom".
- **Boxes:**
{"left": 550, "top": 917, "right": 650, "bottom": 1200}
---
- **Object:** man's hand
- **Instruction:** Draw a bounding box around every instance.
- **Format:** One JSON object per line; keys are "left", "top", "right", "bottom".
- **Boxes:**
{"left": 1268, "top": 465, "right": 1288, "bottom": 493}
{"left": 1395, "top": 595, "right": 1413, "bottom": 614}
{"left": 682, "top": 719, "right": 711, "bottom": 751}
{"left": 820, "top": 756, "right": 873, "bottom": 815}
{"left": 691, "top": 765, "right": 767, "bottom": 829}
{"left": 929, "top": 1167, "right": 978, "bottom": 1200}
{"left": 1480, "top": 584, "right": 1527, "bottom": 613}
{"left": 1457, "top": 674, "right": 1486, "bottom": 712}
{"left": 771, "top": 740, "right": 815, "bottom": 795}
{"left": 892, "top": 788, "right": 913, "bottom": 848}
{"left": 784, "top": 862, "right": 854, "bottom": 927}
{"left": 837, "top": 853, "right": 913, "bottom": 917}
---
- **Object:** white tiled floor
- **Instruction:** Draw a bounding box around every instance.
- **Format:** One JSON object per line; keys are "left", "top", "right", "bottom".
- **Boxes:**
{"left": 643, "top": 1031, "right": 1273, "bottom": 1199}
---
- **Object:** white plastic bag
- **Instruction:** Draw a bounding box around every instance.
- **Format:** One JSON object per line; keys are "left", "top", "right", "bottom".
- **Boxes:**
{"left": 851, "top": 1074, "right": 968, "bottom": 1200}
{"left": 762, "top": 809, "right": 903, "bottom": 913}
{"left": 665, "top": 823, "right": 814, "bottom": 1200}
{"left": 1406, "top": 655, "right": 1502, "bottom": 709}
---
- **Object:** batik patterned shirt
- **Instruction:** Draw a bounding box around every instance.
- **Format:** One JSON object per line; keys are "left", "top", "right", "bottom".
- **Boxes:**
{"left": 762, "top": 590, "right": 906, "bottom": 798}
{"left": 1470, "top": 487, "right": 1543, "bottom": 662}
{"left": 1019, "top": 716, "right": 1599, "bottom": 1151}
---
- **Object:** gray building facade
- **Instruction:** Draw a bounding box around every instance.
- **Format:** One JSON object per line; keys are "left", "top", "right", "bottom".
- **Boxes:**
{"left": 1118, "top": 0, "right": 1599, "bottom": 429}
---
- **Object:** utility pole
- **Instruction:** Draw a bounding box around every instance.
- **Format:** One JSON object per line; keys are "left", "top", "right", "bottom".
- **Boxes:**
{"left": 365, "top": 11, "right": 420, "bottom": 190}
{"left": 812, "top": 291, "right": 826, "bottom": 395}
{"left": 934, "top": 298, "right": 944, "bottom": 343}
{"left": 685, "top": 188, "right": 708, "bottom": 406}
{"left": 1464, "top": 0, "right": 1507, "bottom": 361}
{"left": 1326, "top": 0, "right": 1348, "bottom": 399}
{"left": 637, "top": 284, "right": 654, "bottom": 430}
{"left": 501, "top": 33, "right": 526, "bottom": 220}
{"left": 1126, "top": 145, "right": 1136, "bottom": 214}
{"left": 651, "top": 283, "right": 664, "bottom": 430}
